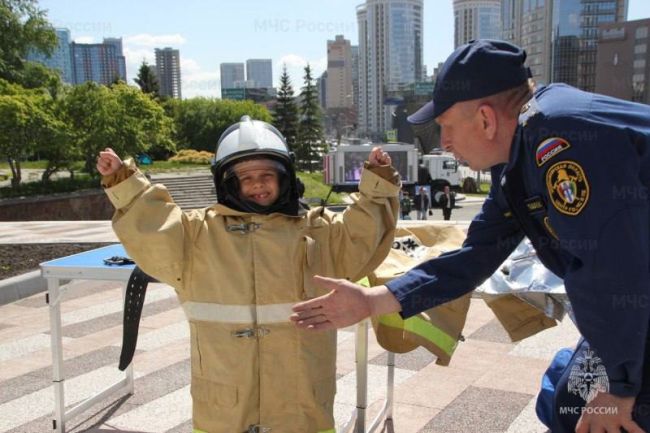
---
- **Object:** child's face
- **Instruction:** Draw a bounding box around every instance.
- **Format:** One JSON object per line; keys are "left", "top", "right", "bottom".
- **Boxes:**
{"left": 233, "top": 159, "right": 281, "bottom": 207}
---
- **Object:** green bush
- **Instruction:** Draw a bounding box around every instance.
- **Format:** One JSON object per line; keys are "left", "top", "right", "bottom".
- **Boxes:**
{"left": 168, "top": 149, "right": 214, "bottom": 164}
{"left": 0, "top": 175, "right": 99, "bottom": 199}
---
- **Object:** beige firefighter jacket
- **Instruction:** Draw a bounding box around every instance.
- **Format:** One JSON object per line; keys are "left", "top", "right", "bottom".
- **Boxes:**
{"left": 102, "top": 159, "right": 400, "bottom": 433}
{"left": 369, "top": 222, "right": 557, "bottom": 366}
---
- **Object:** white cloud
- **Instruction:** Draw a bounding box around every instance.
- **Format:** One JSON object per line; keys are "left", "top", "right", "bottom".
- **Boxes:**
{"left": 182, "top": 67, "right": 221, "bottom": 99}
{"left": 124, "top": 33, "right": 186, "bottom": 48}
{"left": 73, "top": 36, "right": 95, "bottom": 44}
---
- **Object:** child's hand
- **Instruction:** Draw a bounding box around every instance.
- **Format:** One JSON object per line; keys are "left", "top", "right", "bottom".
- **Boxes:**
{"left": 367, "top": 146, "right": 392, "bottom": 168}
{"left": 96, "top": 148, "right": 123, "bottom": 176}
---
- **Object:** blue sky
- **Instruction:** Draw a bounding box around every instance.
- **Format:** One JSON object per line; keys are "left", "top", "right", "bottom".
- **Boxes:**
{"left": 39, "top": 0, "right": 650, "bottom": 98}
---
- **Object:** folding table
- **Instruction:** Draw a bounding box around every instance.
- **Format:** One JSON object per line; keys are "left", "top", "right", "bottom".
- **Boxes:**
{"left": 40, "top": 244, "right": 134, "bottom": 433}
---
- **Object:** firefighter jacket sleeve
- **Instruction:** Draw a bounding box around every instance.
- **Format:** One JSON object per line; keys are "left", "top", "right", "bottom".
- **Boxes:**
{"left": 309, "top": 164, "right": 400, "bottom": 283}
{"left": 102, "top": 158, "right": 201, "bottom": 289}
{"left": 530, "top": 111, "right": 650, "bottom": 398}
{"left": 385, "top": 164, "right": 524, "bottom": 318}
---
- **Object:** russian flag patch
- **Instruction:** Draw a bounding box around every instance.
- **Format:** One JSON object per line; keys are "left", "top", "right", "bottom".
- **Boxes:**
{"left": 536, "top": 137, "right": 571, "bottom": 167}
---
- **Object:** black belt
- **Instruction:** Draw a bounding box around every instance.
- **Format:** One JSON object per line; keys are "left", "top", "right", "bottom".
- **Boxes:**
{"left": 118, "top": 266, "right": 156, "bottom": 371}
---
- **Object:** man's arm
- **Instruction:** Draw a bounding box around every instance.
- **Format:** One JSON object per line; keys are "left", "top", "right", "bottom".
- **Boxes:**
{"left": 292, "top": 167, "right": 524, "bottom": 328}
{"left": 387, "top": 168, "right": 523, "bottom": 318}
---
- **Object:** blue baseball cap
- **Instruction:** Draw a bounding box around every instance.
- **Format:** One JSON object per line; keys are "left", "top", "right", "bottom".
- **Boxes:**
{"left": 408, "top": 39, "right": 531, "bottom": 125}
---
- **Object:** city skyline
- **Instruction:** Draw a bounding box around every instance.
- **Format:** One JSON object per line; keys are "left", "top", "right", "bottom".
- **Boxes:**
{"left": 37, "top": 0, "right": 650, "bottom": 99}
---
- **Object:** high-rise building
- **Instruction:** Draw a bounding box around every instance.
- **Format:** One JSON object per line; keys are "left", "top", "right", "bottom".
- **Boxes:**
{"left": 502, "top": 0, "right": 628, "bottom": 89}
{"left": 317, "top": 71, "right": 328, "bottom": 109}
{"left": 155, "top": 47, "right": 182, "bottom": 99}
{"left": 26, "top": 28, "right": 73, "bottom": 83}
{"left": 71, "top": 38, "right": 127, "bottom": 85}
{"left": 351, "top": 45, "right": 360, "bottom": 114}
{"left": 356, "top": 0, "right": 424, "bottom": 141}
{"left": 596, "top": 18, "right": 650, "bottom": 104}
{"left": 246, "top": 59, "right": 273, "bottom": 88}
{"left": 326, "top": 35, "right": 354, "bottom": 109}
{"left": 453, "top": 0, "right": 501, "bottom": 48}
{"left": 220, "top": 63, "right": 245, "bottom": 91}
{"left": 103, "top": 38, "right": 127, "bottom": 82}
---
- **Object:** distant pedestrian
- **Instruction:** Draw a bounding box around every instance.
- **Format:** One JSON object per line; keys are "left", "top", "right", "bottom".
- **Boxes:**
{"left": 439, "top": 185, "right": 456, "bottom": 220}
{"left": 400, "top": 190, "right": 412, "bottom": 219}
{"left": 414, "top": 186, "right": 430, "bottom": 220}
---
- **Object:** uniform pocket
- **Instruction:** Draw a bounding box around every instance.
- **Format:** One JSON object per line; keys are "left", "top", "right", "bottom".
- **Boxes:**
{"left": 191, "top": 376, "right": 238, "bottom": 408}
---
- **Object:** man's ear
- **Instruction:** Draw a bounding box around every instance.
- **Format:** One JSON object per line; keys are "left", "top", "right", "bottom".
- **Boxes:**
{"left": 477, "top": 104, "right": 498, "bottom": 140}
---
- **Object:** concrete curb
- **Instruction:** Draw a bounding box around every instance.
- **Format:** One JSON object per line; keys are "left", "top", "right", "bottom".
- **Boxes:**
{"left": 0, "top": 270, "right": 47, "bottom": 306}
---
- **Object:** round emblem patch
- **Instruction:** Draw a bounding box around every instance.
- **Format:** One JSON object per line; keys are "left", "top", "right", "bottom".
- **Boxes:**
{"left": 545, "top": 161, "right": 590, "bottom": 216}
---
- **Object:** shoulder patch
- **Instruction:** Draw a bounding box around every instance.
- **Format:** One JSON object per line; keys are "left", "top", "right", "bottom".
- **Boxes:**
{"left": 536, "top": 137, "right": 571, "bottom": 167}
{"left": 545, "top": 161, "right": 590, "bottom": 216}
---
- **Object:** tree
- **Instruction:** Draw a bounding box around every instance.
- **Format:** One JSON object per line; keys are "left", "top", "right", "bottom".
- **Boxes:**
{"left": 166, "top": 98, "right": 272, "bottom": 152}
{"left": 273, "top": 65, "right": 299, "bottom": 152}
{"left": 0, "top": 0, "right": 57, "bottom": 86}
{"left": 62, "top": 82, "right": 175, "bottom": 173}
{"left": 0, "top": 84, "right": 59, "bottom": 188}
{"left": 134, "top": 60, "right": 160, "bottom": 97}
{"left": 297, "top": 64, "right": 326, "bottom": 172}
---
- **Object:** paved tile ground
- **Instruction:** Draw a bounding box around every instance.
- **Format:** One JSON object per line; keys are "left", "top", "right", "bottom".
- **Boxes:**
{"left": 0, "top": 220, "right": 580, "bottom": 432}
{"left": 0, "top": 285, "right": 580, "bottom": 433}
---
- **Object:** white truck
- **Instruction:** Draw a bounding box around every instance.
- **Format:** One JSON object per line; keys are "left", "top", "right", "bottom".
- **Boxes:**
{"left": 420, "top": 151, "right": 461, "bottom": 191}
{"left": 323, "top": 145, "right": 461, "bottom": 203}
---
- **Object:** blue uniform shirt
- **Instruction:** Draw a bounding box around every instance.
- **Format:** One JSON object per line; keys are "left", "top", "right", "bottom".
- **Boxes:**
{"left": 386, "top": 83, "right": 650, "bottom": 398}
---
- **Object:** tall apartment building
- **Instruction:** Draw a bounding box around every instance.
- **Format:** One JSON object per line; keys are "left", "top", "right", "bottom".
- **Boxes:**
{"left": 26, "top": 28, "right": 73, "bottom": 83}
{"left": 596, "top": 18, "right": 650, "bottom": 104}
{"left": 351, "top": 45, "right": 360, "bottom": 114}
{"left": 103, "top": 38, "right": 127, "bottom": 82}
{"left": 356, "top": 0, "right": 424, "bottom": 141}
{"left": 155, "top": 47, "right": 182, "bottom": 99}
{"left": 326, "top": 35, "right": 354, "bottom": 109}
{"left": 246, "top": 59, "right": 273, "bottom": 88}
{"left": 502, "top": 0, "right": 628, "bottom": 89}
{"left": 71, "top": 38, "right": 127, "bottom": 85}
{"left": 453, "top": 0, "right": 502, "bottom": 48}
{"left": 220, "top": 63, "right": 245, "bottom": 91}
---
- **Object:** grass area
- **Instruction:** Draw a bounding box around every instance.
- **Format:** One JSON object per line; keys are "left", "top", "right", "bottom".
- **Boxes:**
{"left": 0, "top": 160, "right": 49, "bottom": 170}
{"left": 298, "top": 171, "right": 345, "bottom": 205}
{"left": 463, "top": 182, "right": 491, "bottom": 197}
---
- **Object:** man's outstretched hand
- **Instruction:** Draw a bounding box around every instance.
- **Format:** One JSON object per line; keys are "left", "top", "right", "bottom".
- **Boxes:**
{"left": 290, "top": 276, "right": 401, "bottom": 331}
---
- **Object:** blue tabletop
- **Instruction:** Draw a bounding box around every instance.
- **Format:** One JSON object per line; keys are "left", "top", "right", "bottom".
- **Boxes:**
{"left": 40, "top": 244, "right": 136, "bottom": 281}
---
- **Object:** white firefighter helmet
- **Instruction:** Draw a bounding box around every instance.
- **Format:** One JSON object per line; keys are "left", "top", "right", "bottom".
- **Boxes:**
{"left": 214, "top": 115, "right": 289, "bottom": 169}
{"left": 211, "top": 115, "right": 301, "bottom": 215}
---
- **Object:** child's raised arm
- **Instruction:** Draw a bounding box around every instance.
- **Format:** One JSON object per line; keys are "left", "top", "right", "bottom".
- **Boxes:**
{"left": 367, "top": 146, "right": 392, "bottom": 168}
{"left": 96, "top": 148, "right": 123, "bottom": 176}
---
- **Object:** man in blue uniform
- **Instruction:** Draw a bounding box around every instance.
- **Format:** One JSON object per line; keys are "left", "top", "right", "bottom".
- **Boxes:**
{"left": 291, "top": 39, "right": 650, "bottom": 432}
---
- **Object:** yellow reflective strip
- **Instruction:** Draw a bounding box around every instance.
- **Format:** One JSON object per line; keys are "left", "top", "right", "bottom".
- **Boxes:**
{"left": 182, "top": 301, "right": 294, "bottom": 324}
{"left": 378, "top": 313, "right": 457, "bottom": 356}
{"left": 193, "top": 429, "right": 207, "bottom": 433}
{"left": 318, "top": 429, "right": 336, "bottom": 433}
{"left": 357, "top": 276, "right": 371, "bottom": 288}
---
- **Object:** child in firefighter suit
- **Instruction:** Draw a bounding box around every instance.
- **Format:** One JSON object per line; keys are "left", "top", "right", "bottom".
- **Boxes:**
{"left": 96, "top": 116, "right": 400, "bottom": 433}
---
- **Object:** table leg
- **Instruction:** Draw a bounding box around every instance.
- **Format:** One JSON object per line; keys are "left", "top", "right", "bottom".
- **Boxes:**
{"left": 47, "top": 278, "right": 65, "bottom": 433}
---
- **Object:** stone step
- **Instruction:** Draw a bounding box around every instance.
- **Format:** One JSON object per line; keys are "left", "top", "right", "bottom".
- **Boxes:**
{"left": 153, "top": 175, "right": 216, "bottom": 210}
